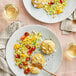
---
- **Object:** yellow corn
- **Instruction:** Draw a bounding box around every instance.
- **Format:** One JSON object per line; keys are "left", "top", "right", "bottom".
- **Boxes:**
{"left": 36, "top": 46, "right": 39, "bottom": 48}
{"left": 14, "top": 44, "right": 20, "bottom": 50}
{"left": 36, "top": 43, "right": 40, "bottom": 46}
{"left": 31, "top": 36, "right": 36, "bottom": 41}
{"left": 22, "top": 54, "right": 26, "bottom": 58}
{"left": 24, "top": 67, "right": 28, "bottom": 70}
{"left": 57, "top": 9, "right": 62, "bottom": 14}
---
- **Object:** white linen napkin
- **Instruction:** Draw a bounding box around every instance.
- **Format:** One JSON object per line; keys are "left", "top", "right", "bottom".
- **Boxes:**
{"left": 0, "top": 21, "right": 23, "bottom": 76}
{"left": 61, "top": 9, "right": 76, "bottom": 34}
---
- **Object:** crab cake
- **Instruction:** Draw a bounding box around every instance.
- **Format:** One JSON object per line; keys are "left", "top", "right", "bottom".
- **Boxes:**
{"left": 32, "top": 0, "right": 43, "bottom": 8}
{"left": 41, "top": 40, "right": 56, "bottom": 54}
{"left": 29, "top": 65, "right": 40, "bottom": 74}
{"left": 32, "top": 0, "right": 48, "bottom": 8}
{"left": 31, "top": 54, "right": 46, "bottom": 67}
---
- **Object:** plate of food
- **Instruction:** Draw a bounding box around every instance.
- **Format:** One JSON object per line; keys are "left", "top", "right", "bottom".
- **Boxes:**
{"left": 23, "top": 0, "right": 76, "bottom": 23}
{"left": 6, "top": 25, "right": 62, "bottom": 76}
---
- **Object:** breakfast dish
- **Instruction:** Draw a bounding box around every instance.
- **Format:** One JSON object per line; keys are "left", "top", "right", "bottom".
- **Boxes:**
{"left": 41, "top": 40, "right": 56, "bottom": 54}
{"left": 14, "top": 30, "right": 56, "bottom": 75}
{"left": 23, "top": 0, "right": 75, "bottom": 23}
{"left": 32, "top": 0, "right": 68, "bottom": 18}
{"left": 32, "top": 53, "right": 46, "bottom": 67}
{"left": 6, "top": 25, "right": 62, "bottom": 76}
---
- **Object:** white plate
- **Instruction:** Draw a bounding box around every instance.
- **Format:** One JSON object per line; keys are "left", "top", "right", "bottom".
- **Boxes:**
{"left": 23, "top": 0, "right": 76, "bottom": 23}
{"left": 6, "top": 25, "right": 62, "bottom": 76}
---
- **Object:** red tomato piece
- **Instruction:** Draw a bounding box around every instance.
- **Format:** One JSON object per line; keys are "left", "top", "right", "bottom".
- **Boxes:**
{"left": 60, "top": 0, "right": 64, "bottom": 3}
{"left": 27, "top": 68, "right": 30, "bottom": 72}
{"left": 21, "top": 35, "right": 26, "bottom": 40}
{"left": 31, "top": 46, "right": 36, "bottom": 51}
{"left": 48, "top": 1, "right": 54, "bottom": 5}
{"left": 28, "top": 50, "right": 33, "bottom": 55}
{"left": 24, "top": 70, "right": 29, "bottom": 74}
{"left": 24, "top": 68, "right": 30, "bottom": 74}
{"left": 19, "top": 63, "right": 23, "bottom": 69}
{"left": 16, "top": 54, "right": 20, "bottom": 58}
{"left": 22, "top": 62, "right": 28, "bottom": 66}
{"left": 24, "top": 32, "right": 29, "bottom": 37}
{"left": 26, "top": 57, "right": 30, "bottom": 61}
{"left": 48, "top": 2, "right": 51, "bottom": 5}
{"left": 50, "top": 2, "right": 54, "bottom": 4}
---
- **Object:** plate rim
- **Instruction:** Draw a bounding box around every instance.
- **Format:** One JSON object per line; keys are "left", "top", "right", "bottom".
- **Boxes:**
{"left": 23, "top": 0, "right": 76, "bottom": 23}
{"left": 6, "top": 25, "right": 63, "bottom": 76}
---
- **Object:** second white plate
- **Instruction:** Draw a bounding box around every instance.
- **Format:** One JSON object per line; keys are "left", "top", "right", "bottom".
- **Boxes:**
{"left": 6, "top": 25, "right": 62, "bottom": 76}
{"left": 23, "top": 0, "right": 76, "bottom": 23}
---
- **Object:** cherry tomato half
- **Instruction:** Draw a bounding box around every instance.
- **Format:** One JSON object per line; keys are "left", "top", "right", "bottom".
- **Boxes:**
{"left": 26, "top": 57, "right": 30, "bottom": 61}
{"left": 60, "top": 0, "right": 64, "bottom": 4}
{"left": 24, "top": 32, "right": 29, "bottom": 37}
{"left": 24, "top": 68, "right": 30, "bottom": 74}
{"left": 19, "top": 63, "right": 23, "bottom": 69}
{"left": 28, "top": 50, "right": 33, "bottom": 55}
{"left": 48, "top": 1, "right": 54, "bottom": 5}
{"left": 31, "top": 46, "right": 36, "bottom": 51}
{"left": 21, "top": 35, "right": 26, "bottom": 40}
{"left": 22, "top": 62, "right": 28, "bottom": 66}
{"left": 16, "top": 54, "right": 20, "bottom": 58}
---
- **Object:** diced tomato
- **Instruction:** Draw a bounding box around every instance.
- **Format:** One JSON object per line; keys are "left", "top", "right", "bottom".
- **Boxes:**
{"left": 26, "top": 57, "right": 30, "bottom": 61}
{"left": 21, "top": 35, "right": 26, "bottom": 40}
{"left": 48, "top": 2, "right": 51, "bottom": 5}
{"left": 22, "top": 62, "right": 28, "bottom": 66}
{"left": 26, "top": 45, "right": 31, "bottom": 49}
{"left": 48, "top": 1, "right": 54, "bottom": 5}
{"left": 60, "top": 0, "right": 64, "bottom": 3}
{"left": 19, "top": 63, "right": 23, "bottom": 69}
{"left": 16, "top": 54, "right": 20, "bottom": 58}
{"left": 24, "top": 32, "right": 29, "bottom": 37}
{"left": 28, "top": 50, "right": 33, "bottom": 55}
{"left": 24, "top": 68, "right": 30, "bottom": 74}
{"left": 50, "top": 1, "right": 54, "bottom": 4}
{"left": 24, "top": 70, "right": 29, "bottom": 74}
{"left": 27, "top": 68, "right": 30, "bottom": 72}
{"left": 31, "top": 46, "right": 36, "bottom": 51}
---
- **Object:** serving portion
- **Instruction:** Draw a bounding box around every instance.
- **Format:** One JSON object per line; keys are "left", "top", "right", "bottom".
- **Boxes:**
{"left": 23, "top": 0, "right": 75, "bottom": 23}
{"left": 41, "top": 40, "right": 56, "bottom": 54}
{"left": 32, "top": 0, "right": 68, "bottom": 18}
{"left": 6, "top": 25, "right": 62, "bottom": 76}
{"left": 14, "top": 31, "right": 56, "bottom": 75}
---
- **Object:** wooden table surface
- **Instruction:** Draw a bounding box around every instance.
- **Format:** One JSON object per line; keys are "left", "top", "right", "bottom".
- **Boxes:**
{"left": 0, "top": 0, "right": 76, "bottom": 76}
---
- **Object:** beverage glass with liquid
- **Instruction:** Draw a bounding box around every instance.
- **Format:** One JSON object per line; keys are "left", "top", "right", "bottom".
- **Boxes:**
{"left": 4, "top": 4, "right": 19, "bottom": 20}
{"left": 66, "top": 42, "right": 76, "bottom": 58}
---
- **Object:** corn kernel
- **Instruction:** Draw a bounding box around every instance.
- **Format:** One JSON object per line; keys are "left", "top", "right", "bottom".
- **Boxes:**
{"left": 36, "top": 46, "right": 39, "bottom": 48}
{"left": 31, "top": 37, "right": 36, "bottom": 41}
{"left": 57, "top": 9, "right": 62, "bottom": 14}
{"left": 24, "top": 67, "right": 28, "bottom": 70}
{"left": 22, "top": 54, "right": 26, "bottom": 58}
{"left": 14, "top": 44, "right": 20, "bottom": 50}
